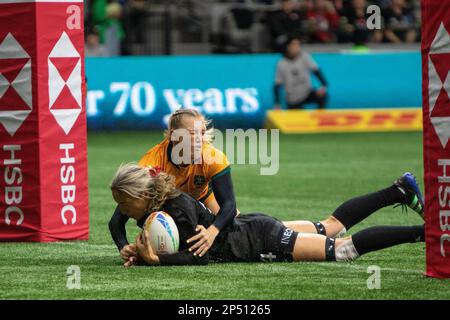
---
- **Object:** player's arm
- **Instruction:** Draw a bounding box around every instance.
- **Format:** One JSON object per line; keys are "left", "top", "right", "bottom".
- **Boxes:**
{"left": 274, "top": 82, "right": 282, "bottom": 108}
{"left": 136, "top": 232, "right": 209, "bottom": 266}
{"left": 274, "top": 62, "right": 284, "bottom": 109}
{"left": 187, "top": 167, "right": 237, "bottom": 256}
{"left": 159, "top": 250, "right": 209, "bottom": 266}
{"left": 136, "top": 198, "right": 210, "bottom": 266}
{"left": 312, "top": 69, "right": 327, "bottom": 87}
{"left": 307, "top": 53, "right": 328, "bottom": 88}
{"left": 108, "top": 207, "right": 130, "bottom": 251}
{"left": 210, "top": 168, "right": 237, "bottom": 231}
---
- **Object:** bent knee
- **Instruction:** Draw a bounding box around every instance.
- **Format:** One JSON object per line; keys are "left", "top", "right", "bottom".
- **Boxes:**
{"left": 334, "top": 239, "right": 360, "bottom": 262}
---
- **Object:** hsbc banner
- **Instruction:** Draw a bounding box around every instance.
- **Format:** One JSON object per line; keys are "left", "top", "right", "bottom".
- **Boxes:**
{"left": 421, "top": 0, "right": 450, "bottom": 278}
{"left": 0, "top": 0, "right": 89, "bottom": 241}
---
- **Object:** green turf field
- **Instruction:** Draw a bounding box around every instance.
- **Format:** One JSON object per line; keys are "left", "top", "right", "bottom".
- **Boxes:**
{"left": 1, "top": 131, "right": 449, "bottom": 299}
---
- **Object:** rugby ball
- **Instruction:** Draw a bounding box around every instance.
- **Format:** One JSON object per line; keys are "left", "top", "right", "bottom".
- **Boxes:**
{"left": 143, "top": 211, "right": 179, "bottom": 254}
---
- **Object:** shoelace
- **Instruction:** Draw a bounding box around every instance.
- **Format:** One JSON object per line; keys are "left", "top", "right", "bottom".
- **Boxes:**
{"left": 393, "top": 203, "right": 408, "bottom": 213}
{"left": 394, "top": 201, "right": 424, "bottom": 217}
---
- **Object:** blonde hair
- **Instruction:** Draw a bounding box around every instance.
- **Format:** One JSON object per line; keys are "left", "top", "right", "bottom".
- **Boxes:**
{"left": 164, "top": 108, "right": 214, "bottom": 143}
{"left": 110, "top": 163, "right": 180, "bottom": 212}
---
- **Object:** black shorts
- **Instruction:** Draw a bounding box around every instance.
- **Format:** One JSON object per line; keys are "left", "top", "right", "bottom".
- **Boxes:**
{"left": 287, "top": 89, "right": 327, "bottom": 109}
{"left": 215, "top": 213, "right": 298, "bottom": 263}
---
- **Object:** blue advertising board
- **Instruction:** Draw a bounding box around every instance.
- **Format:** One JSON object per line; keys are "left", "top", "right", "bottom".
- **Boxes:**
{"left": 85, "top": 52, "right": 421, "bottom": 130}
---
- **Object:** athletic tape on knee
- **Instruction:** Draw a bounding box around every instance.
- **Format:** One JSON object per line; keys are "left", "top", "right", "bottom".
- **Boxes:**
{"left": 335, "top": 239, "right": 360, "bottom": 262}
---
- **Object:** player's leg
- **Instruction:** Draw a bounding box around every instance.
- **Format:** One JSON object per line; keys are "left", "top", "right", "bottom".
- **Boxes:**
{"left": 290, "top": 233, "right": 329, "bottom": 261}
{"left": 295, "top": 89, "right": 327, "bottom": 109}
{"left": 311, "top": 88, "right": 327, "bottom": 109}
{"left": 283, "top": 181, "right": 402, "bottom": 236}
{"left": 283, "top": 218, "right": 345, "bottom": 237}
{"left": 283, "top": 181, "right": 406, "bottom": 236}
{"left": 291, "top": 224, "right": 425, "bottom": 262}
{"left": 286, "top": 90, "right": 318, "bottom": 109}
{"left": 329, "top": 173, "right": 424, "bottom": 235}
{"left": 287, "top": 101, "right": 306, "bottom": 109}
{"left": 284, "top": 172, "right": 424, "bottom": 238}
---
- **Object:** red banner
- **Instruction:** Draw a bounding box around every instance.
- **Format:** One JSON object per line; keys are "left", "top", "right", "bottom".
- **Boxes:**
{"left": 421, "top": 0, "right": 450, "bottom": 278}
{"left": 0, "top": 0, "right": 88, "bottom": 241}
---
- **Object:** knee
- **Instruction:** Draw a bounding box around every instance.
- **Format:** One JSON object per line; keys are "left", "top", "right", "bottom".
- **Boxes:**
{"left": 334, "top": 239, "right": 360, "bottom": 262}
{"left": 321, "top": 217, "right": 347, "bottom": 238}
{"left": 325, "top": 238, "right": 360, "bottom": 262}
{"left": 323, "top": 216, "right": 341, "bottom": 226}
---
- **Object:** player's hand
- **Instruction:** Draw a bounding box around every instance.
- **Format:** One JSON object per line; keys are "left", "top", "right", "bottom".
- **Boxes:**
{"left": 123, "top": 255, "right": 140, "bottom": 267}
{"left": 187, "top": 225, "right": 219, "bottom": 257}
{"left": 136, "top": 231, "right": 159, "bottom": 265}
{"left": 120, "top": 244, "right": 137, "bottom": 262}
{"left": 317, "top": 86, "right": 327, "bottom": 97}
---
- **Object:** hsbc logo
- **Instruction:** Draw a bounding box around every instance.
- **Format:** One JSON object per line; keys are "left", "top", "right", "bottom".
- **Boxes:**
{"left": 0, "top": 33, "right": 32, "bottom": 136}
{"left": 428, "top": 22, "right": 450, "bottom": 149}
{"left": 48, "top": 32, "right": 82, "bottom": 135}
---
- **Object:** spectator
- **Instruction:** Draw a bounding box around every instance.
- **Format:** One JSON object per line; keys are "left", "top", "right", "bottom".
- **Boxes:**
{"left": 382, "top": 0, "right": 418, "bottom": 43}
{"left": 267, "top": 0, "right": 305, "bottom": 52}
{"left": 339, "top": 0, "right": 383, "bottom": 44}
{"left": 274, "top": 37, "right": 328, "bottom": 109}
{"left": 221, "top": 5, "right": 255, "bottom": 53}
{"left": 255, "top": 0, "right": 276, "bottom": 4}
{"left": 331, "top": 0, "right": 345, "bottom": 14}
{"left": 91, "top": 0, "right": 125, "bottom": 56}
{"left": 122, "top": 0, "right": 148, "bottom": 55}
{"left": 304, "top": 0, "right": 340, "bottom": 43}
{"left": 85, "top": 28, "right": 110, "bottom": 57}
{"left": 373, "top": 0, "right": 391, "bottom": 10}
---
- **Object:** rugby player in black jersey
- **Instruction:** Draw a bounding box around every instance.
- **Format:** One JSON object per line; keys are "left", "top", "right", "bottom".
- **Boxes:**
{"left": 111, "top": 163, "right": 425, "bottom": 266}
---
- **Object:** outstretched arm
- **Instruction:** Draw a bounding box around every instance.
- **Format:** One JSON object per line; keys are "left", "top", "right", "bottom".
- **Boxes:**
{"left": 210, "top": 171, "right": 237, "bottom": 231}
{"left": 108, "top": 206, "right": 130, "bottom": 251}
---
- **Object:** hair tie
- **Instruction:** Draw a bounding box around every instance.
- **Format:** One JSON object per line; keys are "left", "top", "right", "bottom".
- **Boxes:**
{"left": 148, "top": 166, "right": 162, "bottom": 177}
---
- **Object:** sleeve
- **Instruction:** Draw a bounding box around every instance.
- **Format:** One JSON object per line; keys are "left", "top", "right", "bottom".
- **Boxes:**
{"left": 313, "top": 69, "right": 328, "bottom": 87}
{"left": 158, "top": 251, "right": 209, "bottom": 266}
{"left": 274, "top": 83, "right": 282, "bottom": 105}
{"left": 306, "top": 53, "right": 319, "bottom": 71}
{"left": 108, "top": 206, "right": 130, "bottom": 251}
{"left": 204, "top": 145, "right": 230, "bottom": 181}
{"left": 211, "top": 171, "right": 237, "bottom": 231}
{"left": 138, "top": 146, "right": 162, "bottom": 168}
{"left": 275, "top": 61, "right": 284, "bottom": 84}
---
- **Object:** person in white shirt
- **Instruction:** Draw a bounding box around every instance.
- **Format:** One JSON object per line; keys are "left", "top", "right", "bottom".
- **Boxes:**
{"left": 274, "top": 37, "right": 328, "bottom": 109}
